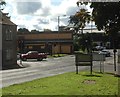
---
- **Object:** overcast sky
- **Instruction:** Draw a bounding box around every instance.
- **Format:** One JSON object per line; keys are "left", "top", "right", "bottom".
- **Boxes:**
{"left": 2, "top": 0, "right": 91, "bottom": 31}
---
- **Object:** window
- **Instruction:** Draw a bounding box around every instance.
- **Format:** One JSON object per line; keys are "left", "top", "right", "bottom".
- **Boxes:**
{"left": 9, "top": 30, "right": 12, "bottom": 40}
{"left": 5, "top": 29, "right": 13, "bottom": 40}
{"left": 5, "top": 49, "right": 12, "bottom": 60}
{"left": 5, "top": 30, "right": 9, "bottom": 40}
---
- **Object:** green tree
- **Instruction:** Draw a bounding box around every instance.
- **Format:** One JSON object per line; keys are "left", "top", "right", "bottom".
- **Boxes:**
{"left": 90, "top": 2, "right": 120, "bottom": 72}
{"left": 73, "top": 35, "right": 80, "bottom": 51}
{"left": 18, "top": 28, "right": 29, "bottom": 33}
{"left": 31, "top": 29, "right": 39, "bottom": 33}
{"left": 90, "top": 2, "right": 120, "bottom": 48}
{"left": 0, "top": 0, "right": 6, "bottom": 10}
{"left": 76, "top": 1, "right": 120, "bottom": 72}
{"left": 0, "top": 0, "right": 6, "bottom": 5}
{"left": 69, "top": 8, "right": 91, "bottom": 33}
{"left": 69, "top": 8, "right": 91, "bottom": 52}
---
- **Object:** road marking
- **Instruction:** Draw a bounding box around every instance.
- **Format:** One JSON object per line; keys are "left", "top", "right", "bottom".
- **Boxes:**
{"left": 2, "top": 69, "right": 39, "bottom": 78}
{"left": 1, "top": 66, "right": 75, "bottom": 82}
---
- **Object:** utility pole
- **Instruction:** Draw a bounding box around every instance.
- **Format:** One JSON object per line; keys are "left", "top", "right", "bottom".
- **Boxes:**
{"left": 58, "top": 16, "right": 60, "bottom": 56}
{"left": 57, "top": 15, "right": 66, "bottom": 56}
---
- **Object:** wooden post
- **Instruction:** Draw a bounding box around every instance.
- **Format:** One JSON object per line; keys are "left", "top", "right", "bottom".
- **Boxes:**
{"left": 90, "top": 54, "right": 93, "bottom": 75}
{"left": 76, "top": 65, "right": 78, "bottom": 74}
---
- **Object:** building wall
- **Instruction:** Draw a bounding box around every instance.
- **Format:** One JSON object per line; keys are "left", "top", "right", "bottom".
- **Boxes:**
{"left": 61, "top": 45, "right": 71, "bottom": 54}
{"left": 2, "top": 24, "right": 17, "bottom": 68}
{"left": 17, "top": 31, "right": 74, "bottom": 54}
{"left": 19, "top": 33, "right": 72, "bottom": 40}
{"left": 0, "top": 24, "right": 2, "bottom": 70}
{"left": 51, "top": 44, "right": 73, "bottom": 54}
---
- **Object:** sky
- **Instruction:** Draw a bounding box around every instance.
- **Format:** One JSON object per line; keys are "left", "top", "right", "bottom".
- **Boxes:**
{"left": 2, "top": 0, "right": 92, "bottom": 31}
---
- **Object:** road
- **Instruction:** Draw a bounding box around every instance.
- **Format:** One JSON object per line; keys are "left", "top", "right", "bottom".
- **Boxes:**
{"left": 0, "top": 54, "right": 117, "bottom": 88}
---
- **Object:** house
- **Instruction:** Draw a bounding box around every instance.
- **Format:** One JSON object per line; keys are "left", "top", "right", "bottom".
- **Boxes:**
{"left": 0, "top": 11, "right": 17, "bottom": 69}
{"left": 17, "top": 30, "right": 74, "bottom": 55}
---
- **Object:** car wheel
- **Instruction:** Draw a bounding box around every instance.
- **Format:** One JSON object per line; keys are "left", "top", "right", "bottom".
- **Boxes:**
{"left": 37, "top": 58, "right": 42, "bottom": 61}
{"left": 22, "top": 58, "right": 27, "bottom": 61}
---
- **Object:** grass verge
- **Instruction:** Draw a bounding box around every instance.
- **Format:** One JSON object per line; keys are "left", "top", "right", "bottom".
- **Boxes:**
{"left": 2, "top": 71, "right": 119, "bottom": 96}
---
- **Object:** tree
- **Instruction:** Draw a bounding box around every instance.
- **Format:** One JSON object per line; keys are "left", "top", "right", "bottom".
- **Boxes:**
{"left": 76, "top": 1, "right": 120, "bottom": 72}
{"left": 69, "top": 8, "right": 91, "bottom": 33}
{"left": 44, "top": 29, "right": 51, "bottom": 32}
{"left": 0, "top": 0, "right": 6, "bottom": 10}
{"left": 69, "top": 8, "right": 91, "bottom": 52}
{"left": 31, "top": 29, "right": 39, "bottom": 33}
{"left": 90, "top": 2, "right": 120, "bottom": 72}
{"left": 0, "top": 0, "right": 6, "bottom": 5}
{"left": 18, "top": 28, "right": 29, "bottom": 33}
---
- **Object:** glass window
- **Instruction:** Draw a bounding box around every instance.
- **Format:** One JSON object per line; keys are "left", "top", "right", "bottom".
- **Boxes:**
{"left": 5, "top": 30, "right": 9, "bottom": 40}
{"left": 9, "top": 30, "right": 12, "bottom": 40}
{"left": 5, "top": 29, "right": 13, "bottom": 40}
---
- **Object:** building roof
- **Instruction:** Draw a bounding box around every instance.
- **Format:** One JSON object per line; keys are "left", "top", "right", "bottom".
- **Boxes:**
{"left": 17, "top": 30, "right": 74, "bottom": 34}
{"left": 0, "top": 11, "right": 16, "bottom": 25}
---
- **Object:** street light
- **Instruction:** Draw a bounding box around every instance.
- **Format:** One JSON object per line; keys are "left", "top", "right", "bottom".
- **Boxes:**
{"left": 57, "top": 15, "right": 67, "bottom": 55}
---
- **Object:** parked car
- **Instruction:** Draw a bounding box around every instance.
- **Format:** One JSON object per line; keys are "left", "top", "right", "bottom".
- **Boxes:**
{"left": 99, "top": 49, "right": 110, "bottom": 57}
{"left": 93, "top": 46, "right": 106, "bottom": 51}
{"left": 21, "top": 51, "right": 47, "bottom": 61}
{"left": 96, "top": 46, "right": 105, "bottom": 51}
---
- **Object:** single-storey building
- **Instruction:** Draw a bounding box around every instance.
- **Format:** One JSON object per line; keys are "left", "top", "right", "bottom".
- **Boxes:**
{"left": 17, "top": 31, "right": 74, "bottom": 55}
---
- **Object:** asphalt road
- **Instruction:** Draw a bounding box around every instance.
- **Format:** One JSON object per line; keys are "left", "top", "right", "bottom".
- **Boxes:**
{"left": 0, "top": 54, "right": 117, "bottom": 88}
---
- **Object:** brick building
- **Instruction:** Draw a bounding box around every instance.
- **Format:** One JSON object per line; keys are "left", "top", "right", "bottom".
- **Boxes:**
{"left": 17, "top": 31, "right": 74, "bottom": 55}
{"left": 0, "top": 11, "right": 17, "bottom": 69}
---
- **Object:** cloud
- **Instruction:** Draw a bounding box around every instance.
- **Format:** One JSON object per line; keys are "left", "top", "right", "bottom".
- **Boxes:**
{"left": 3, "top": 0, "right": 82, "bottom": 31}
{"left": 66, "top": 6, "right": 78, "bottom": 16}
{"left": 18, "top": 25, "right": 26, "bottom": 28}
{"left": 16, "top": 2, "right": 42, "bottom": 15}
{"left": 33, "top": 25, "right": 42, "bottom": 30}
{"left": 41, "top": 7, "right": 51, "bottom": 16}
{"left": 38, "top": 18, "right": 50, "bottom": 24}
{"left": 51, "top": 0, "right": 62, "bottom": 6}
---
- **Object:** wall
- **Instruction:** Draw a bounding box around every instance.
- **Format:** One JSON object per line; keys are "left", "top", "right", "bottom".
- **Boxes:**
{"left": 19, "top": 33, "right": 72, "bottom": 40}
{"left": 2, "top": 24, "right": 17, "bottom": 68}
{"left": 17, "top": 31, "right": 73, "bottom": 54}
{"left": 0, "top": 24, "right": 2, "bottom": 70}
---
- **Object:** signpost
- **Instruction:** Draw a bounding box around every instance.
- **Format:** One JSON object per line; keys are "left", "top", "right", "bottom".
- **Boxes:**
{"left": 75, "top": 52, "right": 106, "bottom": 74}
{"left": 75, "top": 52, "right": 93, "bottom": 74}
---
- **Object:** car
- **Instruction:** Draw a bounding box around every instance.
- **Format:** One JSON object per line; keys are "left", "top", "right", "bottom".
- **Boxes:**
{"left": 21, "top": 51, "right": 47, "bottom": 61}
{"left": 99, "top": 49, "right": 110, "bottom": 57}
{"left": 95, "top": 46, "right": 106, "bottom": 51}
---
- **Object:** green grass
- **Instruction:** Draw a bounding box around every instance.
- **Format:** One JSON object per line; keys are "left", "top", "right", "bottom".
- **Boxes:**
{"left": 0, "top": 89, "right": 2, "bottom": 97}
{"left": 2, "top": 71, "right": 119, "bottom": 96}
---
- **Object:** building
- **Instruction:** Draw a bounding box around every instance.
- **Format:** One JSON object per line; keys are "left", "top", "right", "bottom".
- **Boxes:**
{"left": 83, "top": 28, "right": 120, "bottom": 49}
{"left": 0, "top": 11, "right": 17, "bottom": 69}
{"left": 17, "top": 31, "right": 74, "bottom": 55}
